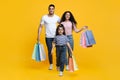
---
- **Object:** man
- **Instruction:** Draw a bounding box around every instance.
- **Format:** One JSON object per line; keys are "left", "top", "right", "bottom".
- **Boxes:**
{"left": 37, "top": 4, "right": 60, "bottom": 70}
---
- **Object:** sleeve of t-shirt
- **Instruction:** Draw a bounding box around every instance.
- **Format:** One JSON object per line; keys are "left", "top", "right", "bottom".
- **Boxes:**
{"left": 40, "top": 16, "right": 44, "bottom": 25}
{"left": 57, "top": 16, "right": 61, "bottom": 23}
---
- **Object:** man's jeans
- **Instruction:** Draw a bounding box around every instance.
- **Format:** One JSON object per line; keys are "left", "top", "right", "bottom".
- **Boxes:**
{"left": 45, "top": 38, "right": 54, "bottom": 64}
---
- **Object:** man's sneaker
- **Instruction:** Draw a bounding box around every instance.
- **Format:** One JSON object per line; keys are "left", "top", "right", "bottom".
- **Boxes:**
{"left": 48, "top": 64, "right": 53, "bottom": 70}
{"left": 66, "top": 65, "right": 69, "bottom": 71}
{"left": 59, "top": 71, "right": 63, "bottom": 76}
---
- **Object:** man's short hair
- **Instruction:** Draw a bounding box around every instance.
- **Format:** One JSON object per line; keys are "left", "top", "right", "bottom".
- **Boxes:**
{"left": 48, "top": 4, "right": 55, "bottom": 9}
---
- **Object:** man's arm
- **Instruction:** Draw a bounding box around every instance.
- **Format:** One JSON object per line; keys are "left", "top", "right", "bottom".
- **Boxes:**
{"left": 37, "top": 24, "right": 43, "bottom": 42}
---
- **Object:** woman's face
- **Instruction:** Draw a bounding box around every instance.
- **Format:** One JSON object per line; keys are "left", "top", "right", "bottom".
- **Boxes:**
{"left": 58, "top": 27, "right": 64, "bottom": 35}
{"left": 65, "top": 12, "right": 70, "bottom": 20}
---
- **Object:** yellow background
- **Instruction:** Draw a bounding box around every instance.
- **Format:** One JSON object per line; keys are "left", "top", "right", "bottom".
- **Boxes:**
{"left": 0, "top": 0, "right": 120, "bottom": 80}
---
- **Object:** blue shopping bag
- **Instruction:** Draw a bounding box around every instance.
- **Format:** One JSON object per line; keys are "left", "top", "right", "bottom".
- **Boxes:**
{"left": 32, "top": 43, "right": 41, "bottom": 62}
{"left": 85, "top": 30, "right": 96, "bottom": 46}
{"left": 35, "top": 43, "right": 41, "bottom": 61}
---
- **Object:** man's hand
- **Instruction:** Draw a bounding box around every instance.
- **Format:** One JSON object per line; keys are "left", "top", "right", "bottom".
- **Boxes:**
{"left": 37, "top": 36, "right": 40, "bottom": 42}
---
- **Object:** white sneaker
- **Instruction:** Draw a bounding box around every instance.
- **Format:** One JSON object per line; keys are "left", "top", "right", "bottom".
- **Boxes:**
{"left": 66, "top": 65, "right": 69, "bottom": 71}
{"left": 59, "top": 71, "right": 63, "bottom": 76}
{"left": 49, "top": 64, "right": 53, "bottom": 70}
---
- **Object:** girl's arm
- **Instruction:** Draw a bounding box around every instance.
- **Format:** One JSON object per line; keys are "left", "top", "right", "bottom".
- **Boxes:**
{"left": 66, "top": 42, "right": 73, "bottom": 56}
{"left": 51, "top": 42, "right": 56, "bottom": 55}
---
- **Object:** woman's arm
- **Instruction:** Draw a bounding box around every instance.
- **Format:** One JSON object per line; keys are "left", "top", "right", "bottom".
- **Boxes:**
{"left": 73, "top": 23, "right": 88, "bottom": 33}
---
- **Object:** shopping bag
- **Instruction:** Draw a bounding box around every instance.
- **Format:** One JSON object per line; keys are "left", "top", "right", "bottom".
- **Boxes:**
{"left": 69, "top": 56, "right": 74, "bottom": 72}
{"left": 35, "top": 43, "right": 41, "bottom": 62}
{"left": 39, "top": 44, "right": 46, "bottom": 61}
{"left": 32, "top": 43, "right": 37, "bottom": 60}
{"left": 72, "top": 55, "right": 79, "bottom": 71}
{"left": 32, "top": 43, "right": 41, "bottom": 62}
{"left": 85, "top": 30, "right": 96, "bottom": 46}
{"left": 82, "top": 32, "right": 87, "bottom": 48}
{"left": 85, "top": 31, "right": 92, "bottom": 47}
{"left": 80, "top": 32, "right": 83, "bottom": 46}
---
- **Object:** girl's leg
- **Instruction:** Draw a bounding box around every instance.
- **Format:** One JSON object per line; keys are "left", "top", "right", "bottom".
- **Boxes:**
{"left": 59, "top": 46, "right": 67, "bottom": 76}
{"left": 56, "top": 47, "right": 60, "bottom": 67}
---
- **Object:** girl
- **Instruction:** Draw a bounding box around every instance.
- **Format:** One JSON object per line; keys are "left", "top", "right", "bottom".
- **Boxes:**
{"left": 51, "top": 24, "right": 73, "bottom": 76}
{"left": 60, "top": 11, "right": 88, "bottom": 69}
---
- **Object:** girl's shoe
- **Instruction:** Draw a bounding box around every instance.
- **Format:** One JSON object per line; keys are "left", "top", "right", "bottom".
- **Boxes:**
{"left": 59, "top": 71, "right": 63, "bottom": 76}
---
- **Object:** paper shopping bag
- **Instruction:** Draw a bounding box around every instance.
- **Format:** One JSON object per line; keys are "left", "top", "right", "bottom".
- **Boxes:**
{"left": 80, "top": 32, "right": 87, "bottom": 48}
{"left": 39, "top": 44, "right": 46, "bottom": 61}
{"left": 69, "top": 56, "right": 74, "bottom": 72}
{"left": 32, "top": 43, "right": 37, "bottom": 60}
{"left": 82, "top": 32, "right": 87, "bottom": 48}
{"left": 35, "top": 43, "right": 41, "bottom": 62}
{"left": 72, "top": 55, "right": 79, "bottom": 71}
{"left": 85, "top": 30, "right": 96, "bottom": 46}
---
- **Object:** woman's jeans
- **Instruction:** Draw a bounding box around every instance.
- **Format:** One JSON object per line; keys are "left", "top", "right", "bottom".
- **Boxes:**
{"left": 56, "top": 45, "right": 67, "bottom": 72}
{"left": 65, "top": 35, "right": 74, "bottom": 65}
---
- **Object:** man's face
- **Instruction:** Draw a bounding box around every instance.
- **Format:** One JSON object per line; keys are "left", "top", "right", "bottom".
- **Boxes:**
{"left": 48, "top": 6, "right": 55, "bottom": 15}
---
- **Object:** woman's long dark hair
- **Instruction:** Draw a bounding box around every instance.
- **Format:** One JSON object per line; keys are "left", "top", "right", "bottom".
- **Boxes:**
{"left": 60, "top": 11, "right": 77, "bottom": 29}
{"left": 56, "top": 24, "right": 66, "bottom": 36}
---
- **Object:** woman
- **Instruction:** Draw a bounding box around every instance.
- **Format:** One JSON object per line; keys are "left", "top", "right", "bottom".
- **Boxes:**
{"left": 60, "top": 11, "right": 88, "bottom": 70}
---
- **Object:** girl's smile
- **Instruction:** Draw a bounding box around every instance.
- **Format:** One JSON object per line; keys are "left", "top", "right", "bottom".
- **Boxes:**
{"left": 58, "top": 27, "right": 64, "bottom": 35}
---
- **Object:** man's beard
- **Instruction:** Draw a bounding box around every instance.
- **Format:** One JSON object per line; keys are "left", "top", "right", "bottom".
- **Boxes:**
{"left": 49, "top": 12, "right": 54, "bottom": 15}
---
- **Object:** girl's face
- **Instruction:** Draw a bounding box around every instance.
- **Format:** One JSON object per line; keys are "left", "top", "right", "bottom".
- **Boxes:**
{"left": 58, "top": 27, "right": 64, "bottom": 35}
{"left": 65, "top": 12, "right": 70, "bottom": 20}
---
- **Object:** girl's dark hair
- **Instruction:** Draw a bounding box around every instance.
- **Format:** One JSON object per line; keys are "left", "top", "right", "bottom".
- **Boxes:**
{"left": 56, "top": 24, "right": 66, "bottom": 36}
{"left": 60, "top": 11, "right": 77, "bottom": 29}
{"left": 48, "top": 4, "right": 55, "bottom": 10}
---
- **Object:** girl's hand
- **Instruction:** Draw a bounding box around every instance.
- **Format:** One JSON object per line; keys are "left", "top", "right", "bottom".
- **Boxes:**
{"left": 51, "top": 50, "right": 53, "bottom": 55}
{"left": 69, "top": 53, "right": 72, "bottom": 57}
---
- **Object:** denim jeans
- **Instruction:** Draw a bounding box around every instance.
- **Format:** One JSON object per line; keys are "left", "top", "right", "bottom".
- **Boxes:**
{"left": 45, "top": 38, "right": 54, "bottom": 64}
{"left": 56, "top": 45, "right": 67, "bottom": 72}
{"left": 65, "top": 35, "right": 74, "bottom": 65}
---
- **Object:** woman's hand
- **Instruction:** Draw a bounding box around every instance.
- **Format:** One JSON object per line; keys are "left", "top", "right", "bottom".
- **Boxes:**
{"left": 83, "top": 26, "right": 88, "bottom": 30}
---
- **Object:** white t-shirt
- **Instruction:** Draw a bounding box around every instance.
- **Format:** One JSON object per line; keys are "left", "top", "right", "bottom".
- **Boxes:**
{"left": 40, "top": 14, "right": 60, "bottom": 38}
